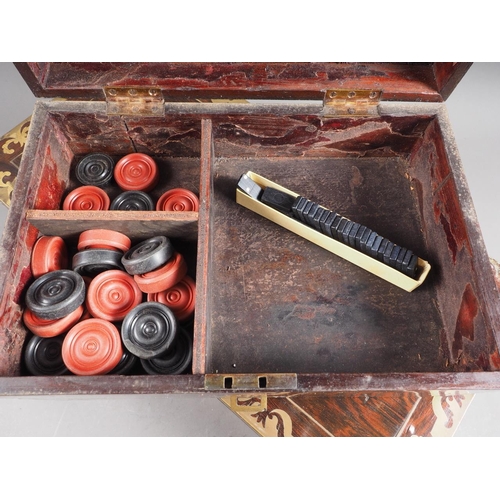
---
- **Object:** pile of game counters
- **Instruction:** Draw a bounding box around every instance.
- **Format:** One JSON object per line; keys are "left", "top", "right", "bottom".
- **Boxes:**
{"left": 62, "top": 152, "right": 199, "bottom": 212}
{"left": 22, "top": 230, "right": 195, "bottom": 377}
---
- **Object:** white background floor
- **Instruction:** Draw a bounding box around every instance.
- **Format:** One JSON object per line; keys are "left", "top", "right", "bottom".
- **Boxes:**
{"left": 1, "top": 62, "right": 500, "bottom": 436}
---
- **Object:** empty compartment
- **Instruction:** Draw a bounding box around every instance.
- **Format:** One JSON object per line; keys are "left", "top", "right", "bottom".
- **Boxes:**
{"left": 203, "top": 106, "right": 500, "bottom": 376}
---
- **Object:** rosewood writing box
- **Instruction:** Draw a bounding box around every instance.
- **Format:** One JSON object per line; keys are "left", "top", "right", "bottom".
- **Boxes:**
{"left": 1, "top": 62, "right": 500, "bottom": 397}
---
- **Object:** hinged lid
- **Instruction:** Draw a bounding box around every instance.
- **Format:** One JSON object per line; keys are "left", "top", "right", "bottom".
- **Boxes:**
{"left": 14, "top": 62, "right": 471, "bottom": 103}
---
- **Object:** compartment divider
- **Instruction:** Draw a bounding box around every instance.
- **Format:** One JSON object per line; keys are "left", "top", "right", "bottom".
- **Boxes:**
{"left": 193, "top": 118, "right": 213, "bottom": 374}
{"left": 26, "top": 209, "right": 198, "bottom": 241}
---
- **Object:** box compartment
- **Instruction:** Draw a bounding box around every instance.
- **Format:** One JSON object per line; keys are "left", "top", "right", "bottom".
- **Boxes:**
{"left": 199, "top": 106, "right": 500, "bottom": 378}
{"left": 0, "top": 100, "right": 201, "bottom": 377}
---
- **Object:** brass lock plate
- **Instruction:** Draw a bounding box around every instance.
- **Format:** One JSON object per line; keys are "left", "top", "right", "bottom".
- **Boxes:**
{"left": 204, "top": 373, "right": 298, "bottom": 391}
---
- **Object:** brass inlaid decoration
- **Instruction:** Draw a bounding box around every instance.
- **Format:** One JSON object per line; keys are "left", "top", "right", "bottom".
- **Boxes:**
{"left": 0, "top": 117, "right": 31, "bottom": 208}
{"left": 221, "top": 391, "right": 474, "bottom": 437}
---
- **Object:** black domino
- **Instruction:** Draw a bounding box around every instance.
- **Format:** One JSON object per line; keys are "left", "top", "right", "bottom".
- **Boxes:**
{"left": 405, "top": 254, "right": 419, "bottom": 278}
{"left": 348, "top": 222, "right": 361, "bottom": 247}
{"left": 359, "top": 228, "right": 372, "bottom": 252}
{"left": 383, "top": 242, "right": 394, "bottom": 265}
{"left": 312, "top": 207, "right": 327, "bottom": 231}
{"left": 341, "top": 221, "right": 354, "bottom": 244}
{"left": 319, "top": 210, "right": 333, "bottom": 234}
{"left": 260, "top": 187, "right": 296, "bottom": 215}
{"left": 292, "top": 196, "right": 308, "bottom": 221}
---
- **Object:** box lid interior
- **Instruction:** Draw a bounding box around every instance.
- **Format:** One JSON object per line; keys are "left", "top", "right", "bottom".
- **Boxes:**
{"left": 14, "top": 62, "right": 471, "bottom": 102}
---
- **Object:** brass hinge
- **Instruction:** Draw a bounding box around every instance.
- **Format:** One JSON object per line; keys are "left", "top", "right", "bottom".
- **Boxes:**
{"left": 323, "top": 89, "right": 382, "bottom": 117}
{"left": 104, "top": 87, "right": 165, "bottom": 117}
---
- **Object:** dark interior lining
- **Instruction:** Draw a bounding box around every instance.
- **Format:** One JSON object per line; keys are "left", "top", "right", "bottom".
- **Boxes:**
{"left": 206, "top": 156, "right": 444, "bottom": 374}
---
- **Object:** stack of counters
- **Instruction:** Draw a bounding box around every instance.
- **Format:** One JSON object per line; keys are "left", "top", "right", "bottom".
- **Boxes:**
{"left": 72, "top": 230, "right": 131, "bottom": 277}
{"left": 23, "top": 225, "right": 194, "bottom": 376}
{"left": 133, "top": 252, "right": 188, "bottom": 294}
{"left": 25, "top": 237, "right": 82, "bottom": 338}
{"left": 70, "top": 152, "right": 200, "bottom": 215}
{"left": 121, "top": 235, "right": 189, "bottom": 296}
{"left": 25, "top": 270, "right": 86, "bottom": 321}
{"left": 23, "top": 305, "right": 84, "bottom": 338}
{"left": 77, "top": 229, "right": 131, "bottom": 253}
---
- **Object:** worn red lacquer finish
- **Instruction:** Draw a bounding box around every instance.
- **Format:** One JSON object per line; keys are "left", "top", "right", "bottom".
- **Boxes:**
{"left": 16, "top": 62, "right": 471, "bottom": 102}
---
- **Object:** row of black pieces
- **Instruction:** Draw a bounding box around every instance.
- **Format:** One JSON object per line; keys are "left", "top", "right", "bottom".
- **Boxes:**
{"left": 253, "top": 183, "right": 419, "bottom": 279}
{"left": 291, "top": 196, "right": 418, "bottom": 279}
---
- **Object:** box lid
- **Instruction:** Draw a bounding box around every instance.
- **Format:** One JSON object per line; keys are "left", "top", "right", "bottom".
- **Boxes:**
{"left": 14, "top": 62, "right": 471, "bottom": 103}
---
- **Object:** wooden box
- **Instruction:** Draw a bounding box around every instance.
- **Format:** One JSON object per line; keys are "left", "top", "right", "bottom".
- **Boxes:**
{"left": 2, "top": 62, "right": 500, "bottom": 396}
